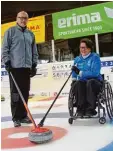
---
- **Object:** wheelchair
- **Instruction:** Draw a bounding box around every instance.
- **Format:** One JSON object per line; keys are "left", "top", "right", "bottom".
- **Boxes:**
{"left": 68, "top": 79, "right": 113, "bottom": 124}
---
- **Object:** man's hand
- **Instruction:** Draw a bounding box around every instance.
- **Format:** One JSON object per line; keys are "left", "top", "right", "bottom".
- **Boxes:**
{"left": 71, "top": 66, "right": 80, "bottom": 75}
{"left": 30, "top": 63, "right": 37, "bottom": 77}
{"left": 5, "top": 60, "right": 12, "bottom": 72}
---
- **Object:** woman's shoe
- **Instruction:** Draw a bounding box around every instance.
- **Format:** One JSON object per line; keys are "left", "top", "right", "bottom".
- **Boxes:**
{"left": 77, "top": 110, "right": 84, "bottom": 117}
{"left": 85, "top": 110, "right": 97, "bottom": 117}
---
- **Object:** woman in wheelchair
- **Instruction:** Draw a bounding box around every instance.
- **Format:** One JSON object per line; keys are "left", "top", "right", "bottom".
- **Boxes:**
{"left": 71, "top": 38, "right": 103, "bottom": 117}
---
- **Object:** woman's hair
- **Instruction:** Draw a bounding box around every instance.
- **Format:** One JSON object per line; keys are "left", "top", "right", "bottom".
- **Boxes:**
{"left": 80, "top": 38, "right": 94, "bottom": 50}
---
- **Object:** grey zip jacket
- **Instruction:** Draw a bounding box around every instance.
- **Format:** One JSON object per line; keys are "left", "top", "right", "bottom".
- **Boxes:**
{"left": 1, "top": 25, "right": 38, "bottom": 68}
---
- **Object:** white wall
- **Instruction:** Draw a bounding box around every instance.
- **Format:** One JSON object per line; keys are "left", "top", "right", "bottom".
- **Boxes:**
{"left": 1, "top": 56, "right": 113, "bottom": 99}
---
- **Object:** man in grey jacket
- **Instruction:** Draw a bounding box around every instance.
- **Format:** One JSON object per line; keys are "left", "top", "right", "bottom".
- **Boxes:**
{"left": 1, "top": 11, "right": 38, "bottom": 127}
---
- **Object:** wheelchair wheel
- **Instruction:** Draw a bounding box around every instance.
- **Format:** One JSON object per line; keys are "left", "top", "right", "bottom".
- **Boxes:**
{"left": 68, "top": 89, "right": 74, "bottom": 116}
{"left": 68, "top": 82, "right": 76, "bottom": 117}
{"left": 104, "top": 81, "right": 113, "bottom": 120}
{"left": 68, "top": 118, "right": 73, "bottom": 124}
{"left": 107, "top": 82, "right": 113, "bottom": 112}
{"left": 99, "top": 117, "right": 106, "bottom": 124}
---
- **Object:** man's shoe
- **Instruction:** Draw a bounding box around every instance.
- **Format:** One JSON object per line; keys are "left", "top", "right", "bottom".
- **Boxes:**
{"left": 21, "top": 117, "right": 32, "bottom": 124}
{"left": 14, "top": 120, "right": 21, "bottom": 127}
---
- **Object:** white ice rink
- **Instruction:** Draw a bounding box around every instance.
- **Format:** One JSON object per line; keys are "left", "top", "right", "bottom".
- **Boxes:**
{"left": 1, "top": 96, "right": 113, "bottom": 151}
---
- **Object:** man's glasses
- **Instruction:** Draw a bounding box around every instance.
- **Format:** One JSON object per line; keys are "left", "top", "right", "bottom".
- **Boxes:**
{"left": 18, "top": 17, "right": 28, "bottom": 20}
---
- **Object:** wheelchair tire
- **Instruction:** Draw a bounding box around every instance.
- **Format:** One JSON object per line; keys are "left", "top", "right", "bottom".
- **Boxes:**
{"left": 68, "top": 118, "right": 73, "bottom": 125}
{"left": 99, "top": 117, "right": 106, "bottom": 124}
{"left": 68, "top": 82, "right": 76, "bottom": 117}
{"left": 104, "top": 81, "right": 113, "bottom": 120}
{"left": 107, "top": 82, "right": 113, "bottom": 115}
{"left": 68, "top": 92, "right": 74, "bottom": 117}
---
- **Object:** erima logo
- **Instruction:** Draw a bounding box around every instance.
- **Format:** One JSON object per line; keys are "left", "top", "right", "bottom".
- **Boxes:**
{"left": 104, "top": 7, "right": 113, "bottom": 19}
{"left": 58, "top": 12, "right": 102, "bottom": 28}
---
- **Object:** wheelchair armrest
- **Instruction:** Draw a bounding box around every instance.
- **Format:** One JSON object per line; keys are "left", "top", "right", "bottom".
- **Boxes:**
{"left": 71, "top": 80, "right": 76, "bottom": 86}
{"left": 101, "top": 74, "right": 104, "bottom": 80}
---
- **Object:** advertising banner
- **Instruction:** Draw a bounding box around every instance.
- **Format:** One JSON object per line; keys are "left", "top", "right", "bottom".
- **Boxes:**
{"left": 1, "top": 16, "right": 45, "bottom": 43}
{"left": 52, "top": 2, "right": 113, "bottom": 40}
{"left": 28, "top": 16, "right": 45, "bottom": 43}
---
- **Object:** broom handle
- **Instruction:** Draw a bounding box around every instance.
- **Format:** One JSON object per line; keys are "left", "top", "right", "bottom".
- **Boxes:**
{"left": 10, "top": 72, "right": 37, "bottom": 128}
{"left": 38, "top": 72, "right": 72, "bottom": 127}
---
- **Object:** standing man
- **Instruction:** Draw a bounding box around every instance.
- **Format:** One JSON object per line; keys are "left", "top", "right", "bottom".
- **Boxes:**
{"left": 2, "top": 11, "right": 38, "bottom": 127}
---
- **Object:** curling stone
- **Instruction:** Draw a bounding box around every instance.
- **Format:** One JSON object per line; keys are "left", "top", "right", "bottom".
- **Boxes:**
{"left": 28, "top": 126, "right": 53, "bottom": 144}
